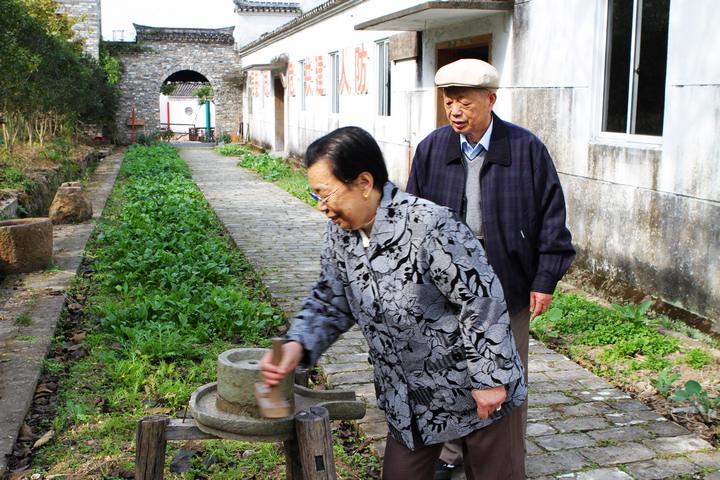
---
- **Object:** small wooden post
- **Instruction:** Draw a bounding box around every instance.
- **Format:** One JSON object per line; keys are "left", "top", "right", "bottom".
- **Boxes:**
{"left": 283, "top": 435, "right": 304, "bottom": 480}
{"left": 294, "top": 406, "right": 337, "bottom": 480}
{"left": 295, "top": 366, "right": 310, "bottom": 388}
{"left": 135, "top": 415, "right": 170, "bottom": 480}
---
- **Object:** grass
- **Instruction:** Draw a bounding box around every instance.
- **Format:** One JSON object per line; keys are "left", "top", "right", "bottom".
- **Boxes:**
{"left": 530, "top": 289, "right": 718, "bottom": 395}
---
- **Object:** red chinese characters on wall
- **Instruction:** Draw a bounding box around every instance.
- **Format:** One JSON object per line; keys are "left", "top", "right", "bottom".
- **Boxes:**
{"left": 250, "top": 71, "right": 259, "bottom": 97}
{"left": 354, "top": 44, "right": 368, "bottom": 94}
{"left": 315, "top": 55, "right": 325, "bottom": 95}
{"left": 338, "top": 49, "right": 351, "bottom": 94}
{"left": 287, "top": 62, "right": 295, "bottom": 96}
{"left": 304, "top": 58, "right": 314, "bottom": 95}
{"left": 263, "top": 71, "right": 271, "bottom": 97}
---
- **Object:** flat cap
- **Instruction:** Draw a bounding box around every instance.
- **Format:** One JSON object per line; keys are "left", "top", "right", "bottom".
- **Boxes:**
{"left": 435, "top": 59, "right": 499, "bottom": 90}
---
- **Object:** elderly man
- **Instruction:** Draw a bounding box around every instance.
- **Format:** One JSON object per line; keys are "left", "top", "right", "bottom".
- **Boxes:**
{"left": 407, "top": 58, "right": 575, "bottom": 479}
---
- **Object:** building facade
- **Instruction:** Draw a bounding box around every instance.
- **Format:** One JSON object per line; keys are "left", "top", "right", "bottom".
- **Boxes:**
{"left": 238, "top": 0, "right": 720, "bottom": 329}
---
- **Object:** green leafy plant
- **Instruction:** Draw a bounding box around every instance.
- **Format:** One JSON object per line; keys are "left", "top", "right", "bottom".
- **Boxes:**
{"left": 530, "top": 307, "right": 562, "bottom": 343}
{"left": 611, "top": 300, "right": 651, "bottom": 327}
{"left": 650, "top": 366, "right": 680, "bottom": 394}
{"left": 684, "top": 348, "right": 715, "bottom": 369}
{"left": 670, "top": 380, "right": 720, "bottom": 422}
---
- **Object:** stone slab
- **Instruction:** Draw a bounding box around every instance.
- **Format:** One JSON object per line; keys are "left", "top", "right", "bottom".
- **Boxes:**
{"left": 643, "top": 435, "right": 713, "bottom": 455}
{"left": 525, "top": 450, "right": 590, "bottom": 477}
{"left": 624, "top": 456, "right": 700, "bottom": 480}
{"left": 578, "top": 442, "right": 656, "bottom": 466}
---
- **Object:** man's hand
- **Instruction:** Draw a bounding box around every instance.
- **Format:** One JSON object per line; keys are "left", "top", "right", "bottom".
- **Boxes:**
{"left": 260, "top": 340, "right": 304, "bottom": 387}
{"left": 471, "top": 385, "right": 506, "bottom": 419}
{"left": 530, "top": 292, "right": 553, "bottom": 320}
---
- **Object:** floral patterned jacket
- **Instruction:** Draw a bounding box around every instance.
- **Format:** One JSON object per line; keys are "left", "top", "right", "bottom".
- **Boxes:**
{"left": 287, "top": 182, "right": 526, "bottom": 450}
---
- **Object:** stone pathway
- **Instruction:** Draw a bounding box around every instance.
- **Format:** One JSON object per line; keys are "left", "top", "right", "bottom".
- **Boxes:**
{"left": 176, "top": 142, "right": 720, "bottom": 480}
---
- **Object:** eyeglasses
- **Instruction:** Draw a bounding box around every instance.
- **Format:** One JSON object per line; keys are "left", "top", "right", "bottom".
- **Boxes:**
{"left": 309, "top": 182, "right": 350, "bottom": 206}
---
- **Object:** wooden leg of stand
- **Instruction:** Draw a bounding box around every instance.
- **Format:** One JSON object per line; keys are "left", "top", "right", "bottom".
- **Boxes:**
{"left": 294, "top": 406, "right": 337, "bottom": 480}
{"left": 135, "top": 415, "right": 170, "bottom": 480}
{"left": 284, "top": 435, "right": 304, "bottom": 480}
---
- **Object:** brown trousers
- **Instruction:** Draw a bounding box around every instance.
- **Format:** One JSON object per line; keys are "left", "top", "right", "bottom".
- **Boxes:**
{"left": 439, "top": 306, "right": 531, "bottom": 466}
{"left": 382, "top": 406, "right": 525, "bottom": 480}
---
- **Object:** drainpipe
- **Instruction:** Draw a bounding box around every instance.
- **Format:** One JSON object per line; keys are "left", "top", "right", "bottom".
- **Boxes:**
{"left": 167, "top": 101, "right": 170, "bottom": 131}
{"left": 132, "top": 108, "right": 135, "bottom": 143}
{"left": 205, "top": 101, "right": 211, "bottom": 142}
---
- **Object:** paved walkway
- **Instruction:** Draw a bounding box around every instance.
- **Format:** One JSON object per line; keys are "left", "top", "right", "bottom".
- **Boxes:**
{"left": 177, "top": 142, "right": 720, "bottom": 480}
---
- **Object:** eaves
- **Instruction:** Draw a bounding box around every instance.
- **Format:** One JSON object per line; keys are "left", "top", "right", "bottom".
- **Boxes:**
{"left": 237, "top": 0, "right": 364, "bottom": 56}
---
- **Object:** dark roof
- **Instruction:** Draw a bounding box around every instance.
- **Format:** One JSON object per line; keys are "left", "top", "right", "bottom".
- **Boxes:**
{"left": 238, "top": 0, "right": 356, "bottom": 54}
{"left": 165, "top": 82, "right": 209, "bottom": 98}
{"left": 133, "top": 24, "right": 235, "bottom": 44}
{"left": 234, "top": 1, "right": 302, "bottom": 14}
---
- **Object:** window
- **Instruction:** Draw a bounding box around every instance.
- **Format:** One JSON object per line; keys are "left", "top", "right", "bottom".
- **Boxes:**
{"left": 377, "top": 40, "right": 391, "bottom": 116}
{"left": 603, "top": 0, "right": 669, "bottom": 136}
{"left": 330, "top": 52, "right": 340, "bottom": 114}
{"left": 299, "top": 60, "right": 306, "bottom": 112}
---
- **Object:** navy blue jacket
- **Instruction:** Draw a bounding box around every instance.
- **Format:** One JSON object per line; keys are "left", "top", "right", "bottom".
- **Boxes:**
{"left": 407, "top": 113, "right": 575, "bottom": 315}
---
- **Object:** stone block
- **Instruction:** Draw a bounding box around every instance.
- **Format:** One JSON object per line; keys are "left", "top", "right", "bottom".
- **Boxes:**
{"left": 49, "top": 181, "right": 93, "bottom": 224}
{"left": 578, "top": 442, "right": 656, "bottom": 466}
{"left": 587, "top": 426, "right": 650, "bottom": 442}
{"left": 528, "top": 406, "right": 563, "bottom": 422}
{"left": 550, "top": 416, "right": 612, "bottom": 433}
{"left": 0, "top": 218, "right": 53, "bottom": 275}
{"left": 529, "top": 392, "right": 576, "bottom": 407}
{"left": 525, "top": 450, "right": 590, "bottom": 477}
{"left": 605, "top": 411, "right": 667, "bottom": 426}
{"left": 687, "top": 450, "right": 720, "bottom": 469}
{"left": 557, "top": 402, "right": 614, "bottom": 418}
{"left": 534, "top": 432, "right": 597, "bottom": 451}
{"left": 556, "top": 467, "right": 633, "bottom": 479}
{"left": 327, "top": 370, "right": 374, "bottom": 386}
{"left": 640, "top": 421, "right": 689, "bottom": 437}
{"left": 530, "top": 371, "right": 551, "bottom": 382}
{"left": 527, "top": 422, "right": 557, "bottom": 437}
{"left": 544, "top": 368, "right": 592, "bottom": 381}
{"left": 526, "top": 439, "right": 544, "bottom": 454}
{"left": 643, "top": 435, "right": 713, "bottom": 455}
{"left": 531, "top": 380, "right": 586, "bottom": 393}
{"left": 575, "top": 389, "right": 631, "bottom": 402}
{"left": 577, "top": 377, "right": 615, "bottom": 390}
{"left": 607, "top": 398, "right": 650, "bottom": 412}
{"left": 624, "top": 457, "right": 700, "bottom": 480}
{"left": 357, "top": 421, "right": 387, "bottom": 440}
{"left": 320, "top": 362, "right": 371, "bottom": 374}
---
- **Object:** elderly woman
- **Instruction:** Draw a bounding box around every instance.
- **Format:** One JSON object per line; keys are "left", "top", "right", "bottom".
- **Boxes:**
{"left": 261, "top": 126, "right": 526, "bottom": 480}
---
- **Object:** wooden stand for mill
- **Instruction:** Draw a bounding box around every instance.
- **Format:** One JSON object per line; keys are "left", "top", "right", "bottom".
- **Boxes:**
{"left": 134, "top": 346, "right": 366, "bottom": 480}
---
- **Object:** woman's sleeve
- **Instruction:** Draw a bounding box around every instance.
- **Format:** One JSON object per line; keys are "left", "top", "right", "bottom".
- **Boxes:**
{"left": 286, "top": 227, "right": 357, "bottom": 369}
{"left": 426, "top": 213, "right": 525, "bottom": 391}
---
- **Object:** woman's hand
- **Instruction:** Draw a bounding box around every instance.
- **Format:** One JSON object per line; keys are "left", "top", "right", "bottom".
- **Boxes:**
{"left": 260, "top": 340, "right": 304, "bottom": 387}
{"left": 471, "top": 385, "right": 507, "bottom": 419}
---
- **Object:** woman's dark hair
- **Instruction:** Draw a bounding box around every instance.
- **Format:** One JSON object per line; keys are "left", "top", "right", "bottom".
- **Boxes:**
{"left": 304, "top": 126, "right": 388, "bottom": 189}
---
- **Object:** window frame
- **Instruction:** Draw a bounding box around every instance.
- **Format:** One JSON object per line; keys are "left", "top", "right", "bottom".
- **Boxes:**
{"left": 376, "top": 40, "right": 391, "bottom": 117}
{"left": 600, "top": 0, "right": 668, "bottom": 140}
{"left": 330, "top": 52, "right": 340, "bottom": 114}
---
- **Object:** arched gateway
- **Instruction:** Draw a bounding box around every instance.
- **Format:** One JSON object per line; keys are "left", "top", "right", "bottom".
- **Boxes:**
{"left": 114, "top": 24, "right": 242, "bottom": 145}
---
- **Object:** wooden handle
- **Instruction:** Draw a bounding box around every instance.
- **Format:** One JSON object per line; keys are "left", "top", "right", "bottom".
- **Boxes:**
{"left": 272, "top": 338, "right": 283, "bottom": 366}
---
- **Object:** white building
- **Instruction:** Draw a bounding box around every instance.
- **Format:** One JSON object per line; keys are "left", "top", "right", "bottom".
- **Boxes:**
{"left": 237, "top": 0, "right": 720, "bottom": 331}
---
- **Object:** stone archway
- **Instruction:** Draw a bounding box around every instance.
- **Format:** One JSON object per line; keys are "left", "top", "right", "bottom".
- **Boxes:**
{"left": 113, "top": 25, "right": 243, "bottom": 144}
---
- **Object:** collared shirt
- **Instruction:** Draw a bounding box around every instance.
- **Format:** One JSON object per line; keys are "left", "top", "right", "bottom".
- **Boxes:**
{"left": 460, "top": 117, "right": 494, "bottom": 159}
